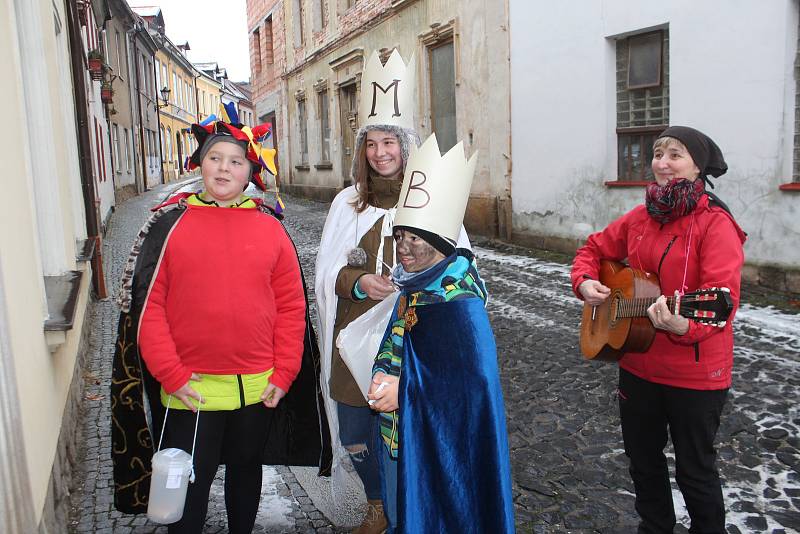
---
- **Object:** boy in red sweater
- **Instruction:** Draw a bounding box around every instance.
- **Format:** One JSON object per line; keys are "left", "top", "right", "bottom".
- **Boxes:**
{"left": 137, "top": 119, "right": 306, "bottom": 533}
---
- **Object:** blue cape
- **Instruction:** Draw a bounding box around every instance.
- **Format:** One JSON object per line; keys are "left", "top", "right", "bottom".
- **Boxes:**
{"left": 390, "top": 297, "right": 515, "bottom": 533}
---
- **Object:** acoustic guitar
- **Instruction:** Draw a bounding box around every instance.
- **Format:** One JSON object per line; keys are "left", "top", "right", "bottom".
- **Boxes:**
{"left": 580, "top": 260, "right": 733, "bottom": 362}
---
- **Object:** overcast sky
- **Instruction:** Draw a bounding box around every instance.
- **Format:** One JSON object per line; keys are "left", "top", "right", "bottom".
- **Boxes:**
{"left": 129, "top": 0, "right": 251, "bottom": 82}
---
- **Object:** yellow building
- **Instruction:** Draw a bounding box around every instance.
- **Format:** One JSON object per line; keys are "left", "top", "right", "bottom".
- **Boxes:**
{"left": 195, "top": 69, "right": 223, "bottom": 124}
{"left": 135, "top": 7, "right": 200, "bottom": 183}
{"left": 155, "top": 40, "right": 198, "bottom": 182}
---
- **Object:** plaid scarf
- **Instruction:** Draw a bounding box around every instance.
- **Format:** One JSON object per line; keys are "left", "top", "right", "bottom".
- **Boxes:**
{"left": 645, "top": 178, "right": 705, "bottom": 224}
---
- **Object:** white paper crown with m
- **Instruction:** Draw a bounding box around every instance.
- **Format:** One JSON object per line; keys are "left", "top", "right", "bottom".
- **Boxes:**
{"left": 394, "top": 134, "right": 478, "bottom": 242}
{"left": 358, "top": 49, "right": 416, "bottom": 130}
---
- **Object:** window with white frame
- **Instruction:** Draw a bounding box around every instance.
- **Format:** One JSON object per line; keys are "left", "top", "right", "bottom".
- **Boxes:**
{"left": 188, "top": 80, "right": 193, "bottom": 113}
{"left": 123, "top": 128, "right": 131, "bottom": 173}
{"left": 615, "top": 29, "right": 669, "bottom": 182}
{"left": 112, "top": 124, "right": 121, "bottom": 172}
{"left": 144, "top": 56, "right": 152, "bottom": 97}
{"left": 116, "top": 30, "right": 124, "bottom": 76}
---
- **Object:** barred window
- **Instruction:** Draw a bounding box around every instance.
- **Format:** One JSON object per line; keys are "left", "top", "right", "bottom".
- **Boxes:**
{"left": 298, "top": 99, "right": 309, "bottom": 164}
{"left": 319, "top": 90, "right": 330, "bottom": 162}
{"left": 429, "top": 40, "right": 457, "bottom": 153}
{"left": 252, "top": 28, "right": 261, "bottom": 74}
{"left": 616, "top": 30, "right": 669, "bottom": 181}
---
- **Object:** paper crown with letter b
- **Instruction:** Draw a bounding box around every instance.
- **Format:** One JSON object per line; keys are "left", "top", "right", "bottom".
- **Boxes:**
{"left": 393, "top": 133, "right": 478, "bottom": 242}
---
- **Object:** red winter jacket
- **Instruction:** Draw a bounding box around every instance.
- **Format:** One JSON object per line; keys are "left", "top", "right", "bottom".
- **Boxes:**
{"left": 571, "top": 195, "right": 746, "bottom": 390}
{"left": 138, "top": 203, "right": 306, "bottom": 394}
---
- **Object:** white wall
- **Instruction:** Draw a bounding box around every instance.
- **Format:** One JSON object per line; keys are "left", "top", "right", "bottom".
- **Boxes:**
{"left": 1, "top": 0, "right": 94, "bottom": 524}
{"left": 510, "top": 0, "right": 800, "bottom": 268}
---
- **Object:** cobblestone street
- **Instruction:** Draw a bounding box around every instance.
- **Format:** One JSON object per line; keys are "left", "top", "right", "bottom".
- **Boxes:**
{"left": 70, "top": 181, "right": 800, "bottom": 533}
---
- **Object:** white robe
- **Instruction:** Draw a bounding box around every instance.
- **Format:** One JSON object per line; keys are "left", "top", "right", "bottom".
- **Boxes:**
{"left": 313, "top": 185, "right": 470, "bottom": 508}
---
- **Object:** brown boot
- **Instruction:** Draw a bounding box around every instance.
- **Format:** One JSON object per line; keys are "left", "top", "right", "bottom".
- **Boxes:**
{"left": 351, "top": 499, "right": 388, "bottom": 534}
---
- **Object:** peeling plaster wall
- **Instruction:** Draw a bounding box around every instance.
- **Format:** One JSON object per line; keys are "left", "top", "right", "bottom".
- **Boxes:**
{"left": 510, "top": 0, "right": 800, "bottom": 269}
{"left": 278, "top": 0, "right": 511, "bottom": 230}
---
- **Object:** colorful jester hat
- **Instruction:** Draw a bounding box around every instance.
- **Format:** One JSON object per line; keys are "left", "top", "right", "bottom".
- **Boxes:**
{"left": 187, "top": 102, "right": 277, "bottom": 190}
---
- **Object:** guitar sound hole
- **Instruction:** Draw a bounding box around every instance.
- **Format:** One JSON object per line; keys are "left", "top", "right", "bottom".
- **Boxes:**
{"left": 610, "top": 294, "right": 620, "bottom": 326}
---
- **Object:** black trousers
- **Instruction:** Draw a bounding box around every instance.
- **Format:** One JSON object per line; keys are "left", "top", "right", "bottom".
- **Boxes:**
{"left": 618, "top": 368, "right": 728, "bottom": 534}
{"left": 160, "top": 402, "right": 273, "bottom": 534}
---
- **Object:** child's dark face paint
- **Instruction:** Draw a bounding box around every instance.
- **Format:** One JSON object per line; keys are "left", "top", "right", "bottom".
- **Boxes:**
{"left": 393, "top": 229, "right": 444, "bottom": 272}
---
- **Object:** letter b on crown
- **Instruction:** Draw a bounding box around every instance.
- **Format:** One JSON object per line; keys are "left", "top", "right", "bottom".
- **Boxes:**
{"left": 401, "top": 171, "right": 430, "bottom": 209}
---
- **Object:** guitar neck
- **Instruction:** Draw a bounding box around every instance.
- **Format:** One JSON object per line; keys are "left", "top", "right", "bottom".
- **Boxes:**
{"left": 617, "top": 296, "right": 679, "bottom": 318}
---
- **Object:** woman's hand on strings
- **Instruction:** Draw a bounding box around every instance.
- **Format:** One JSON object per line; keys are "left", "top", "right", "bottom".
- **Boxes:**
{"left": 647, "top": 292, "right": 690, "bottom": 335}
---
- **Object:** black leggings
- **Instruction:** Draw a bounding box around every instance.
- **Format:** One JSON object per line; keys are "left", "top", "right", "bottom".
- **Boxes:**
{"left": 160, "top": 402, "right": 273, "bottom": 534}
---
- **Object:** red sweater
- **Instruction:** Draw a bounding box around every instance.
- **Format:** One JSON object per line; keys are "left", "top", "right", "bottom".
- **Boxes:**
{"left": 571, "top": 195, "right": 746, "bottom": 390}
{"left": 138, "top": 203, "right": 306, "bottom": 394}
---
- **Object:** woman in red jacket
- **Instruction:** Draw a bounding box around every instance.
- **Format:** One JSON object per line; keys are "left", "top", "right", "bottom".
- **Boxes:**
{"left": 571, "top": 126, "right": 746, "bottom": 533}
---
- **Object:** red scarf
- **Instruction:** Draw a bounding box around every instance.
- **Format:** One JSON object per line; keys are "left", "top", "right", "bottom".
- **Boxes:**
{"left": 645, "top": 178, "right": 705, "bottom": 224}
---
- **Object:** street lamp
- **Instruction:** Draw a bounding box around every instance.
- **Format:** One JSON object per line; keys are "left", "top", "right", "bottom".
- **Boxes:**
{"left": 158, "top": 86, "right": 171, "bottom": 109}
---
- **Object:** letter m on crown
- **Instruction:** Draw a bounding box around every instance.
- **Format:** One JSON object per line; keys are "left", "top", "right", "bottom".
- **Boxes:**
{"left": 368, "top": 80, "right": 402, "bottom": 118}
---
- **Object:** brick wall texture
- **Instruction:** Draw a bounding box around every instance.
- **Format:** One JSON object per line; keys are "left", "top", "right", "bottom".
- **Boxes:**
{"left": 247, "top": 0, "right": 396, "bottom": 105}
{"left": 247, "top": 0, "right": 285, "bottom": 105}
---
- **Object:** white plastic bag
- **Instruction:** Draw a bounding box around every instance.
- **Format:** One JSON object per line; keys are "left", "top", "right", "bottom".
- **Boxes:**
{"left": 336, "top": 292, "right": 400, "bottom": 400}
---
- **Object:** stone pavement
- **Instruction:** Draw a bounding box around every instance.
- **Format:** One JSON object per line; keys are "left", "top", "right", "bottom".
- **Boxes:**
{"left": 70, "top": 182, "right": 800, "bottom": 533}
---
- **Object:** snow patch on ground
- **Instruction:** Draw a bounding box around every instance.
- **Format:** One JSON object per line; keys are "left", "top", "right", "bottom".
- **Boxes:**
{"left": 255, "top": 467, "right": 294, "bottom": 529}
{"left": 484, "top": 272, "right": 578, "bottom": 309}
{"left": 207, "top": 467, "right": 294, "bottom": 530}
{"left": 723, "top": 468, "right": 798, "bottom": 531}
{"left": 473, "top": 246, "right": 573, "bottom": 277}
{"left": 735, "top": 304, "right": 800, "bottom": 354}
{"left": 486, "top": 295, "right": 562, "bottom": 329}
